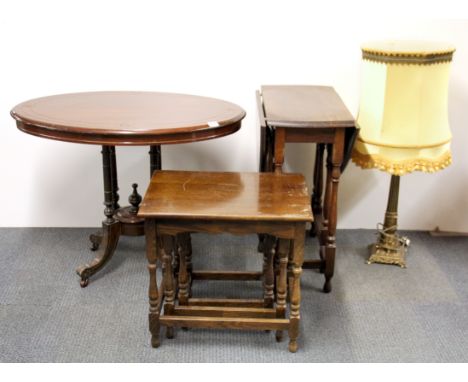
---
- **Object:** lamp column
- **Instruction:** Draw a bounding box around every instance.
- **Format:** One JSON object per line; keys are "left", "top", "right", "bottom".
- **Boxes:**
{"left": 368, "top": 175, "right": 408, "bottom": 267}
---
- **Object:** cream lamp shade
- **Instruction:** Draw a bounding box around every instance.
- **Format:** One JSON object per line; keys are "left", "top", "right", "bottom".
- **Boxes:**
{"left": 352, "top": 41, "right": 455, "bottom": 175}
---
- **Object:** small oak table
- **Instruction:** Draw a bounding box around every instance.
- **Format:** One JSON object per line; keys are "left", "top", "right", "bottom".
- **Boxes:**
{"left": 139, "top": 170, "right": 312, "bottom": 352}
{"left": 11, "top": 91, "right": 245, "bottom": 287}
{"left": 257, "top": 85, "right": 356, "bottom": 293}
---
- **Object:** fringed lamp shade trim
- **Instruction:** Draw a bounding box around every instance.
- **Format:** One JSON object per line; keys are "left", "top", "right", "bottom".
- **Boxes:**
{"left": 352, "top": 148, "right": 452, "bottom": 176}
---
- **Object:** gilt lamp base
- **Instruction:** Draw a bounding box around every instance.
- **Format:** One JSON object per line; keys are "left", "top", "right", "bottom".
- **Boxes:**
{"left": 368, "top": 243, "right": 406, "bottom": 268}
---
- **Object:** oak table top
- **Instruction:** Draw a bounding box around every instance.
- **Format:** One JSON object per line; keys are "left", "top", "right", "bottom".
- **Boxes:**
{"left": 138, "top": 170, "right": 313, "bottom": 222}
{"left": 11, "top": 91, "right": 246, "bottom": 145}
{"left": 260, "top": 85, "right": 355, "bottom": 128}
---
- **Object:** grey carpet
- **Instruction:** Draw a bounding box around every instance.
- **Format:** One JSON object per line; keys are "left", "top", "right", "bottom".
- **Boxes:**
{"left": 0, "top": 228, "right": 467, "bottom": 362}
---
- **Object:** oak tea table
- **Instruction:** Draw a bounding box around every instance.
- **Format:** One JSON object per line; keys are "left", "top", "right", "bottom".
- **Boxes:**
{"left": 11, "top": 91, "right": 246, "bottom": 287}
{"left": 139, "top": 170, "right": 312, "bottom": 352}
{"left": 257, "top": 85, "right": 356, "bottom": 293}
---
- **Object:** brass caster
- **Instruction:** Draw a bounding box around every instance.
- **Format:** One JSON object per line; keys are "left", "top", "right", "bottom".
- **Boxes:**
{"left": 80, "top": 278, "right": 89, "bottom": 288}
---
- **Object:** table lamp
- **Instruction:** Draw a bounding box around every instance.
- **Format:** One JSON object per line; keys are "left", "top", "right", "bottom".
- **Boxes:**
{"left": 352, "top": 41, "right": 455, "bottom": 267}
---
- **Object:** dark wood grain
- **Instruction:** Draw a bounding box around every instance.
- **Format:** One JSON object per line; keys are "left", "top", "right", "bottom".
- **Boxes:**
{"left": 11, "top": 91, "right": 246, "bottom": 145}
{"left": 138, "top": 171, "right": 312, "bottom": 222}
{"left": 261, "top": 85, "right": 354, "bottom": 128}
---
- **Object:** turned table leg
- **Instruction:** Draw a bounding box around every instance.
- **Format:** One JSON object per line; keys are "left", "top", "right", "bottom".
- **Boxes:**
{"left": 177, "top": 233, "right": 190, "bottom": 306}
{"left": 310, "top": 143, "right": 325, "bottom": 237}
{"left": 146, "top": 219, "right": 161, "bottom": 348}
{"left": 321, "top": 131, "right": 344, "bottom": 293}
{"left": 149, "top": 145, "right": 162, "bottom": 176}
{"left": 77, "top": 146, "right": 121, "bottom": 287}
{"left": 262, "top": 235, "right": 276, "bottom": 309}
{"left": 161, "top": 235, "right": 176, "bottom": 339}
{"left": 288, "top": 225, "right": 305, "bottom": 353}
{"left": 177, "top": 233, "right": 192, "bottom": 299}
{"left": 258, "top": 126, "right": 279, "bottom": 252}
{"left": 79, "top": 145, "right": 163, "bottom": 287}
{"left": 275, "top": 238, "right": 289, "bottom": 343}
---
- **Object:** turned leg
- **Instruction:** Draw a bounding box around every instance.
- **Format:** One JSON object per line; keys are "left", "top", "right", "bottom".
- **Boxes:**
{"left": 78, "top": 145, "right": 121, "bottom": 287}
{"left": 262, "top": 235, "right": 276, "bottom": 309}
{"left": 258, "top": 127, "right": 278, "bottom": 252}
{"left": 259, "top": 126, "right": 267, "bottom": 173}
{"left": 288, "top": 225, "right": 305, "bottom": 353}
{"left": 146, "top": 220, "right": 161, "bottom": 348}
{"left": 110, "top": 146, "right": 120, "bottom": 210}
{"left": 322, "top": 131, "right": 344, "bottom": 293}
{"left": 149, "top": 145, "right": 162, "bottom": 176}
{"left": 184, "top": 235, "right": 193, "bottom": 277}
{"left": 161, "top": 235, "right": 176, "bottom": 339}
{"left": 87, "top": 146, "right": 120, "bottom": 251}
{"left": 173, "top": 247, "right": 180, "bottom": 280}
{"left": 257, "top": 124, "right": 268, "bottom": 253}
{"left": 177, "top": 233, "right": 190, "bottom": 305}
{"left": 310, "top": 143, "right": 325, "bottom": 237}
{"left": 318, "top": 148, "right": 333, "bottom": 275}
{"left": 177, "top": 233, "right": 192, "bottom": 298}
{"left": 275, "top": 238, "right": 289, "bottom": 342}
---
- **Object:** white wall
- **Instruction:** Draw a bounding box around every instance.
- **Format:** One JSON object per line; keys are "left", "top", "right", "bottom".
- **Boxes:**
{"left": 0, "top": 1, "right": 467, "bottom": 231}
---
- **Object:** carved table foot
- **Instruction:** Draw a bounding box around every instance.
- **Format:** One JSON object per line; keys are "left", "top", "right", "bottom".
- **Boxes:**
{"left": 76, "top": 220, "right": 121, "bottom": 287}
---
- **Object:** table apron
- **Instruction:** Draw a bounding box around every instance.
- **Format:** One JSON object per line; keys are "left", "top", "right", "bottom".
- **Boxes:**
{"left": 16, "top": 121, "right": 241, "bottom": 146}
{"left": 153, "top": 219, "right": 307, "bottom": 239}
{"left": 283, "top": 127, "right": 336, "bottom": 143}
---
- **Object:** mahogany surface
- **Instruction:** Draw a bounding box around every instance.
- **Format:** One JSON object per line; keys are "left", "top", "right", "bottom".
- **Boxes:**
{"left": 11, "top": 91, "right": 245, "bottom": 145}
{"left": 138, "top": 171, "right": 312, "bottom": 222}
{"left": 12, "top": 91, "right": 245, "bottom": 287}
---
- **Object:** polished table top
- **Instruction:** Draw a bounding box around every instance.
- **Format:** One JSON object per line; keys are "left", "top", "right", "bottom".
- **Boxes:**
{"left": 139, "top": 170, "right": 313, "bottom": 222}
{"left": 260, "top": 85, "right": 355, "bottom": 128}
{"left": 11, "top": 91, "right": 246, "bottom": 145}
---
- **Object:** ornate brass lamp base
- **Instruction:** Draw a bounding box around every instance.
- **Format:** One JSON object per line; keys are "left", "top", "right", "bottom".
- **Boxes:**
{"left": 368, "top": 243, "right": 406, "bottom": 268}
